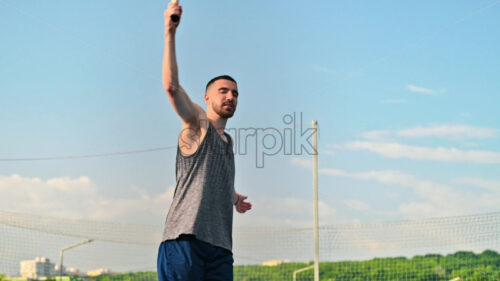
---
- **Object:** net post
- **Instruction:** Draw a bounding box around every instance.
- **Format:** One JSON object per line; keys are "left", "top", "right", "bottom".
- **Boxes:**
{"left": 312, "top": 120, "right": 319, "bottom": 281}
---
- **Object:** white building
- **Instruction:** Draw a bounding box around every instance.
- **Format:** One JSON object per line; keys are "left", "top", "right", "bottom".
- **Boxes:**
{"left": 87, "top": 268, "right": 111, "bottom": 277}
{"left": 65, "top": 267, "right": 80, "bottom": 276}
{"left": 20, "top": 257, "right": 56, "bottom": 278}
{"left": 54, "top": 265, "right": 67, "bottom": 275}
{"left": 262, "top": 259, "right": 291, "bottom": 266}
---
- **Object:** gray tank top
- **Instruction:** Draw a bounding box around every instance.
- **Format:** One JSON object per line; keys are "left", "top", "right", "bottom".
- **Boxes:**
{"left": 162, "top": 122, "right": 235, "bottom": 251}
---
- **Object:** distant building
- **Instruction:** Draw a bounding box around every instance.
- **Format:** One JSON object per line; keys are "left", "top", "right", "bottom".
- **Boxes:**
{"left": 20, "top": 257, "right": 56, "bottom": 278}
{"left": 54, "top": 265, "right": 66, "bottom": 275}
{"left": 262, "top": 259, "right": 291, "bottom": 266}
{"left": 86, "top": 268, "right": 111, "bottom": 277}
{"left": 65, "top": 268, "right": 80, "bottom": 276}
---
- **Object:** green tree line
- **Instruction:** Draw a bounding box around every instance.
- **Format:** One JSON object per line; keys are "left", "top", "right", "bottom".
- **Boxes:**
{"left": 83, "top": 249, "right": 500, "bottom": 281}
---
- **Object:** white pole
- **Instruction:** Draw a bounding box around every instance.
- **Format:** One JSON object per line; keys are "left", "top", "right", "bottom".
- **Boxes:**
{"left": 293, "top": 265, "right": 314, "bottom": 281}
{"left": 59, "top": 239, "right": 93, "bottom": 281}
{"left": 59, "top": 250, "right": 64, "bottom": 281}
{"left": 312, "top": 120, "right": 319, "bottom": 281}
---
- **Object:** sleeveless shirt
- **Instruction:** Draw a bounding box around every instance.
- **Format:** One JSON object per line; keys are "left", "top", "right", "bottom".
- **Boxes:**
{"left": 162, "top": 122, "right": 235, "bottom": 251}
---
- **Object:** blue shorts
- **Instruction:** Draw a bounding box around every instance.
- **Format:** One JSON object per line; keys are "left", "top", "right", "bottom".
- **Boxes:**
{"left": 157, "top": 234, "right": 234, "bottom": 281}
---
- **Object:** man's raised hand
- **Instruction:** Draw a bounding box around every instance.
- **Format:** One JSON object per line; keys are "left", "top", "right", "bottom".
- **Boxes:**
{"left": 164, "top": 1, "right": 182, "bottom": 33}
{"left": 234, "top": 193, "right": 252, "bottom": 214}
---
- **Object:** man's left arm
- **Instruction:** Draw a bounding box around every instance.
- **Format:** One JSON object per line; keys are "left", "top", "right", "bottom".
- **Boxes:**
{"left": 233, "top": 192, "right": 252, "bottom": 213}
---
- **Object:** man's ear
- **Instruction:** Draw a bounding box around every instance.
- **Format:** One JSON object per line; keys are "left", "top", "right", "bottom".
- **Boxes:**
{"left": 204, "top": 92, "right": 209, "bottom": 104}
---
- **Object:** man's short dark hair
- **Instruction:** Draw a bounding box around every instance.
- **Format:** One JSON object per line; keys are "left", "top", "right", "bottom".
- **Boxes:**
{"left": 206, "top": 75, "right": 237, "bottom": 91}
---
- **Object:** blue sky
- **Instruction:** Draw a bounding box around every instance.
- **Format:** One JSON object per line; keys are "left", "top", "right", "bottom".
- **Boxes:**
{"left": 1, "top": 0, "right": 500, "bottom": 230}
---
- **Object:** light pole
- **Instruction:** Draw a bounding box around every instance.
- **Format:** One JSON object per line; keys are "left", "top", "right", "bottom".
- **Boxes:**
{"left": 292, "top": 121, "right": 319, "bottom": 281}
{"left": 293, "top": 264, "right": 314, "bottom": 281}
{"left": 312, "top": 120, "right": 319, "bottom": 281}
{"left": 59, "top": 239, "right": 93, "bottom": 281}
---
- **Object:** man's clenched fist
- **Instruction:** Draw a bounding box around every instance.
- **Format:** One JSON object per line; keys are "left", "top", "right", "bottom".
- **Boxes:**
{"left": 234, "top": 193, "right": 252, "bottom": 214}
{"left": 164, "top": 1, "right": 182, "bottom": 33}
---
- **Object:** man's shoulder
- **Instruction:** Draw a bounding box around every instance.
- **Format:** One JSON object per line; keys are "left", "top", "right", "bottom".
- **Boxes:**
{"left": 182, "top": 103, "right": 208, "bottom": 130}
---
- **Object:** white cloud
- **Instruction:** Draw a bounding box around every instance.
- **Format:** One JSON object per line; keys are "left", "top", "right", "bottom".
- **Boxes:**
{"left": 291, "top": 157, "right": 312, "bottom": 168}
{"left": 360, "top": 124, "right": 498, "bottom": 142}
{"left": 0, "top": 173, "right": 337, "bottom": 229}
{"left": 320, "top": 168, "right": 417, "bottom": 186}
{"left": 290, "top": 161, "right": 500, "bottom": 219}
{"left": 291, "top": 159, "right": 419, "bottom": 188}
{"left": 0, "top": 174, "right": 174, "bottom": 224}
{"left": 396, "top": 125, "right": 498, "bottom": 140}
{"left": 323, "top": 150, "right": 336, "bottom": 155}
{"left": 450, "top": 177, "right": 500, "bottom": 192}
{"left": 345, "top": 200, "right": 371, "bottom": 211}
{"left": 406, "top": 84, "right": 436, "bottom": 95}
{"left": 342, "top": 141, "right": 500, "bottom": 163}
{"left": 386, "top": 192, "right": 399, "bottom": 200}
{"left": 235, "top": 195, "right": 336, "bottom": 228}
{"left": 395, "top": 179, "right": 498, "bottom": 218}
{"left": 360, "top": 130, "right": 391, "bottom": 141}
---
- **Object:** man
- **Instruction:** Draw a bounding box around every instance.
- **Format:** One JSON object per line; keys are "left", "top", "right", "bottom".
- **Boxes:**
{"left": 157, "top": 2, "right": 252, "bottom": 281}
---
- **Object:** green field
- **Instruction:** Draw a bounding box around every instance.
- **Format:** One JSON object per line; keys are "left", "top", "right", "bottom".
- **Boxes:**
{"left": 4, "top": 250, "right": 500, "bottom": 281}
{"left": 3, "top": 277, "right": 71, "bottom": 281}
{"left": 232, "top": 250, "right": 500, "bottom": 280}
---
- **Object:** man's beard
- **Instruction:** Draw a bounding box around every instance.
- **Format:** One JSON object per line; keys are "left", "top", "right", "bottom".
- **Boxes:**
{"left": 213, "top": 102, "right": 236, "bottom": 118}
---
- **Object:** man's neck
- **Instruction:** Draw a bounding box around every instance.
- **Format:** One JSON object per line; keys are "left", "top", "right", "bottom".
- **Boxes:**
{"left": 207, "top": 115, "right": 228, "bottom": 134}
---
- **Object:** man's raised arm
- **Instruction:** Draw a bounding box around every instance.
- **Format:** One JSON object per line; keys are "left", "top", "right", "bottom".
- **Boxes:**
{"left": 163, "top": 2, "right": 202, "bottom": 126}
